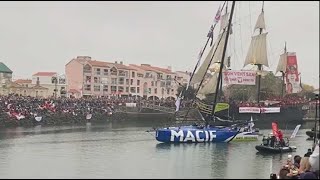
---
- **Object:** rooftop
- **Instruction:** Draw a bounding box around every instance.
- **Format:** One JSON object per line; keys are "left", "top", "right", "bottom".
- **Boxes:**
{"left": 0, "top": 62, "right": 13, "bottom": 74}
{"left": 33, "top": 72, "right": 57, "bottom": 76}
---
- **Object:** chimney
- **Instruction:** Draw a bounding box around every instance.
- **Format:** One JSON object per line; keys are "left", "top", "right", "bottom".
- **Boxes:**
{"left": 120, "top": 61, "right": 123, "bottom": 65}
{"left": 115, "top": 61, "right": 118, "bottom": 64}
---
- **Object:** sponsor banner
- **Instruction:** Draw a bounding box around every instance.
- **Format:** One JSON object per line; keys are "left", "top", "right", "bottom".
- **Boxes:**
{"left": 223, "top": 70, "right": 256, "bottom": 85}
{"left": 125, "top": 103, "right": 136, "bottom": 107}
{"left": 239, "top": 107, "right": 260, "bottom": 113}
{"left": 214, "top": 103, "right": 229, "bottom": 113}
{"left": 260, "top": 107, "right": 281, "bottom": 113}
{"left": 239, "top": 107, "right": 281, "bottom": 114}
{"left": 286, "top": 53, "right": 301, "bottom": 94}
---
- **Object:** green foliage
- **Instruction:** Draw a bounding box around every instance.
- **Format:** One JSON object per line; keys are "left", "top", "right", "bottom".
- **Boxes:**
{"left": 176, "top": 86, "right": 197, "bottom": 100}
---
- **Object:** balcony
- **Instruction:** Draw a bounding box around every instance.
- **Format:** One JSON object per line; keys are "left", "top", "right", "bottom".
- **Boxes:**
{"left": 111, "top": 72, "right": 117, "bottom": 76}
{"left": 119, "top": 81, "right": 124, "bottom": 85}
{"left": 118, "top": 72, "right": 126, "bottom": 77}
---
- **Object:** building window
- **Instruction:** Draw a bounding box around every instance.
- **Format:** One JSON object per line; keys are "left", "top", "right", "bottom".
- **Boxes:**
{"left": 86, "top": 76, "right": 91, "bottom": 83}
{"left": 119, "top": 77, "right": 124, "bottom": 85}
{"left": 130, "top": 87, "right": 136, "bottom": 93}
{"left": 104, "top": 69, "right": 108, "bottom": 76}
{"left": 103, "top": 85, "right": 108, "bottom": 92}
{"left": 162, "top": 88, "right": 164, "bottom": 95}
{"left": 111, "top": 86, "right": 117, "bottom": 93}
{"left": 83, "top": 64, "right": 92, "bottom": 73}
{"left": 137, "top": 80, "right": 140, "bottom": 86}
{"left": 94, "top": 85, "right": 100, "bottom": 92}
{"left": 126, "top": 87, "right": 129, "bottom": 92}
{"left": 137, "top": 87, "right": 140, "bottom": 93}
{"left": 24, "top": 90, "right": 27, "bottom": 96}
{"left": 137, "top": 73, "right": 143, "bottom": 78}
{"left": 161, "top": 81, "right": 165, "bottom": 87}
{"left": 154, "top": 88, "right": 157, "bottom": 94}
{"left": 167, "top": 89, "right": 170, "bottom": 95}
{"left": 155, "top": 81, "right": 158, "bottom": 86}
{"left": 132, "top": 72, "right": 135, "bottom": 78}
{"left": 26, "top": 84, "right": 28, "bottom": 88}
{"left": 85, "top": 85, "right": 91, "bottom": 91}
{"left": 167, "top": 75, "right": 171, "bottom": 80}
{"left": 126, "top": 79, "right": 129, "bottom": 85}
{"left": 118, "top": 70, "right": 125, "bottom": 76}
{"left": 94, "top": 77, "right": 98, "bottom": 83}
{"left": 151, "top": 81, "right": 154, "bottom": 86}
{"left": 110, "top": 67, "right": 117, "bottom": 76}
{"left": 59, "top": 78, "right": 66, "bottom": 84}
{"left": 130, "top": 79, "right": 133, "bottom": 85}
{"left": 111, "top": 78, "right": 117, "bottom": 85}
{"left": 118, "top": 86, "right": 124, "bottom": 93}
{"left": 95, "top": 68, "right": 101, "bottom": 75}
{"left": 166, "top": 81, "right": 171, "bottom": 86}
{"left": 148, "top": 88, "right": 151, "bottom": 94}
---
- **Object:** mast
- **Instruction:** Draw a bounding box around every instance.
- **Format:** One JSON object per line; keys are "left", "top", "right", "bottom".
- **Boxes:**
{"left": 281, "top": 42, "right": 287, "bottom": 97}
{"left": 218, "top": 2, "right": 229, "bottom": 99}
{"left": 256, "top": 1, "right": 264, "bottom": 103}
{"left": 211, "top": 1, "right": 235, "bottom": 117}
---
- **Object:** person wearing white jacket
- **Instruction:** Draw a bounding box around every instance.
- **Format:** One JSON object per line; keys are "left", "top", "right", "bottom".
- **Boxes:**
{"left": 309, "top": 144, "right": 319, "bottom": 172}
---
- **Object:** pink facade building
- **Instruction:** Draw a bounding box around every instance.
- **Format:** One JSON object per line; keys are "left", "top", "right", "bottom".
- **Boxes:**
{"left": 65, "top": 56, "right": 189, "bottom": 100}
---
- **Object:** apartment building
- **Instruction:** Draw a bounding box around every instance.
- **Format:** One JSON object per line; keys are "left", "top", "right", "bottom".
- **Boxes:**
{"left": 66, "top": 56, "right": 189, "bottom": 100}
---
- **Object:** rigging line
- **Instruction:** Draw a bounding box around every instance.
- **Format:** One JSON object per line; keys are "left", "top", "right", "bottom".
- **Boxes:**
{"left": 183, "top": 30, "right": 227, "bottom": 121}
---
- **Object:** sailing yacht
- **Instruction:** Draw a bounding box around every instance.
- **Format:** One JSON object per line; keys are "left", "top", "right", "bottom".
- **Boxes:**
{"left": 155, "top": 1, "right": 250, "bottom": 143}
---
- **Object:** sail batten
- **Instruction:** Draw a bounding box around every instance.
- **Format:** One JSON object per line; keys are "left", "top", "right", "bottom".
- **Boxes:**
{"left": 276, "top": 53, "right": 287, "bottom": 74}
{"left": 244, "top": 33, "right": 269, "bottom": 67}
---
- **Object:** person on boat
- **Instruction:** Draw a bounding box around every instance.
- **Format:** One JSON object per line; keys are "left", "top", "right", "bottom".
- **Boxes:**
{"left": 304, "top": 148, "right": 312, "bottom": 157}
{"left": 278, "top": 130, "right": 285, "bottom": 147}
{"left": 270, "top": 135, "right": 276, "bottom": 147}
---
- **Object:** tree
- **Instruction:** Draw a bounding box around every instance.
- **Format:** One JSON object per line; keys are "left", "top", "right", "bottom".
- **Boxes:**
{"left": 176, "top": 86, "right": 197, "bottom": 100}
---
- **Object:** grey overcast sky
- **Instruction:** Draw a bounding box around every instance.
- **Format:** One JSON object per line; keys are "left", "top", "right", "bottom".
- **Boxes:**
{"left": 0, "top": 1, "right": 318, "bottom": 88}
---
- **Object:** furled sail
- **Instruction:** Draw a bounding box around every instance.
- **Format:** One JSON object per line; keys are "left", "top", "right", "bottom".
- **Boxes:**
{"left": 191, "top": 44, "right": 215, "bottom": 84}
{"left": 220, "top": 13, "right": 230, "bottom": 32}
{"left": 243, "top": 33, "right": 269, "bottom": 67}
{"left": 276, "top": 53, "right": 287, "bottom": 74}
{"left": 191, "top": 31, "right": 227, "bottom": 84}
{"left": 211, "top": 32, "right": 228, "bottom": 64}
{"left": 198, "top": 72, "right": 218, "bottom": 95}
{"left": 254, "top": 11, "right": 266, "bottom": 31}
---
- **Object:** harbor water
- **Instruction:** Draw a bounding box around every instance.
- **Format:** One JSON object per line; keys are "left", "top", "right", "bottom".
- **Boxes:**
{"left": 0, "top": 120, "right": 315, "bottom": 179}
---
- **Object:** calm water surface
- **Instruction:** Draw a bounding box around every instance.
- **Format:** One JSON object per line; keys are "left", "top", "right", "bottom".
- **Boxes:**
{"left": 0, "top": 121, "right": 315, "bottom": 179}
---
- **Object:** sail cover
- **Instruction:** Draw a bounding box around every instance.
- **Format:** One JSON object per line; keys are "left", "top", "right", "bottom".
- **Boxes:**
{"left": 276, "top": 53, "right": 287, "bottom": 74}
{"left": 244, "top": 33, "right": 269, "bottom": 67}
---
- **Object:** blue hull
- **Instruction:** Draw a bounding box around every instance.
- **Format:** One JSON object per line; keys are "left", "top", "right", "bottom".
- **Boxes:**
{"left": 155, "top": 126, "right": 238, "bottom": 143}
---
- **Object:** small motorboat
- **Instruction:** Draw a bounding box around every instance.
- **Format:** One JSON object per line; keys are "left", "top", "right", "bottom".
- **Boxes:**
{"left": 255, "top": 122, "right": 299, "bottom": 154}
{"left": 306, "top": 127, "right": 320, "bottom": 139}
{"left": 255, "top": 144, "right": 297, "bottom": 153}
